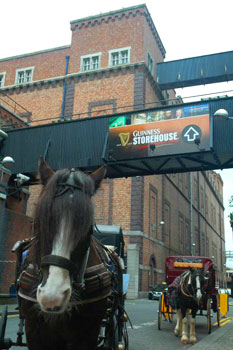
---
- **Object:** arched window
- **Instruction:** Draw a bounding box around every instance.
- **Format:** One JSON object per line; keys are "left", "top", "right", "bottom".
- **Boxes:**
{"left": 149, "top": 255, "right": 156, "bottom": 289}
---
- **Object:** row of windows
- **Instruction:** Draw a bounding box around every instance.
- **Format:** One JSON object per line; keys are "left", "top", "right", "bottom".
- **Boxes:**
{"left": 81, "top": 47, "right": 131, "bottom": 72}
{"left": 0, "top": 68, "right": 34, "bottom": 87}
{"left": 0, "top": 47, "right": 155, "bottom": 88}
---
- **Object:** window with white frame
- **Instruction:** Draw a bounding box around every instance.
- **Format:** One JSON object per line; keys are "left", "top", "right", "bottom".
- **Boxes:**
{"left": 109, "top": 47, "right": 131, "bottom": 67}
{"left": 147, "top": 52, "right": 154, "bottom": 74}
{"left": 81, "top": 53, "right": 101, "bottom": 72}
{"left": 0, "top": 73, "right": 6, "bottom": 88}
{"left": 15, "top": 67, "right": 34, "bottom": 85}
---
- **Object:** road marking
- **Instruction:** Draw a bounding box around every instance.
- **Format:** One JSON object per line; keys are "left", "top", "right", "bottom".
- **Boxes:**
{"left": 0, "top": 314, "right": 19, "bottom": 319}
{"left": 128, "top": 321, "right": 156, "bottom": 329}
{"left": 219, "top": 317, "right": 233, "bottom": 327}
{"left": 213, "top": 317, "right": 233, "bottom": 327}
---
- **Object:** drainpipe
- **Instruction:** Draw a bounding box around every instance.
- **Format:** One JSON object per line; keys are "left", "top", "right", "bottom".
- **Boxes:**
{"left": 189, "top": 172, "right": 194, "bottom": 255}
{"left": 61, "top": 56, "right": 70, "bottom": 121}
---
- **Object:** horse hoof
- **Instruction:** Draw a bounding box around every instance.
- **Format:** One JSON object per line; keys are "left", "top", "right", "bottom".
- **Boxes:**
{"left": 181, "top": 337, "right": 189, "bottom": 344}
{"left": 190, "top": 338, "right": 197, "bottom": 344}
{"left": 174, "top": 329, "right": 179, "bottom": 337}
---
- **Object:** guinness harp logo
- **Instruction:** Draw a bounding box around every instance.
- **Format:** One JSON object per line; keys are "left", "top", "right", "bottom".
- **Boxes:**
{"left": 119, "top": 133, "right": 130, "bottom": 146}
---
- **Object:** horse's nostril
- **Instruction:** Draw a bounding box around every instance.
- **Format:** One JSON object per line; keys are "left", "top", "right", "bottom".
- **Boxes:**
{"left": 46, "top": 306, "right": 61, "bottom": 312}
{"left": 63, "top": 288, "right": 70, "bottom": 301}
{"left": 54, "top": 306, "right": 61, "bottom": 312}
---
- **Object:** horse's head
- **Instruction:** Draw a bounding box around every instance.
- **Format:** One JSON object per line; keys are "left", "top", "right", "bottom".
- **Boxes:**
{"left": 188, "top": 268, "right": 205, "bottom": 305}
{"left": 35, "top": 158, "right": 106, "bottom": 313}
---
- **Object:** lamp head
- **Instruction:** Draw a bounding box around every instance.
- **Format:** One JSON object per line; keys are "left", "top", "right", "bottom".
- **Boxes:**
{"left": 213, "top": 109, "right": 229, "bottom": 120}
{"left": 2, "top": 156, "right": 15, "bottom": 167}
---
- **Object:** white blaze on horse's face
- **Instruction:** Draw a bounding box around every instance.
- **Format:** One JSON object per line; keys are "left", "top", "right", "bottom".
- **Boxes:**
{"left": 37, "top": 219, "right": 72, "bottom": 313}
{"left": 195, "top": 275, "right": 202, "bottom": 302}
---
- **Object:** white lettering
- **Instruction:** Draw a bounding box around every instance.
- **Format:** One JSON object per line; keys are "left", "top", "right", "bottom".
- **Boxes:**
{"left": 132, "top": 132, "right": 179, "bottom": 146}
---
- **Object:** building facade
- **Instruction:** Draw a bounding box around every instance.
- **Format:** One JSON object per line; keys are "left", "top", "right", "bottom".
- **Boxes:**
{"left": 0, "top": 4, "right": 225, "bottom": 295}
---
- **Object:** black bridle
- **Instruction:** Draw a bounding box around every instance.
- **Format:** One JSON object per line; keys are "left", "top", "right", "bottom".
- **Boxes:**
{"left": 180, "top": 270, "right": 204, "bottom": 301}
{"left": 40, "top": 168, "right": 92, "bottom": 289}
{"left": 54, "top": 168, "right": 94, "bottom": 198}
{"left": 41, "top": 248, "right": 90, "bottom": 289}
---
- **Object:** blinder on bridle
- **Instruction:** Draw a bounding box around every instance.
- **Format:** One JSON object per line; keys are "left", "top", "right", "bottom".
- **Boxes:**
{"left": 40, "top": 168, "right": 93, "bottom": 288}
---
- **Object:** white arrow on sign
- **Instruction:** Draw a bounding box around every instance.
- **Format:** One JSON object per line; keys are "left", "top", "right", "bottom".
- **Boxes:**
{"left": 184, "top": 127, "right": 199, "bottom": 142}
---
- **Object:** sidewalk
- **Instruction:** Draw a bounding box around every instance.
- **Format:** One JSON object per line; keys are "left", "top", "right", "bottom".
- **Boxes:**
{"left": 192, "top": 319, "right": 233, "bottom": 350}
{"left": 192, "top": 299, "right": 233, "bottom": 350}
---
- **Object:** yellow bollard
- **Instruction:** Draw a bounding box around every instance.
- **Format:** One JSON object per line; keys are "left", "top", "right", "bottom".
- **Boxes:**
{"left": 219, "top": 293, "right": 229, "bottom": 318}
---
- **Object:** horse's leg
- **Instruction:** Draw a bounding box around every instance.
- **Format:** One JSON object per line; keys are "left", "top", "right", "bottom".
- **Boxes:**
{"left": 174, "top": 309, "right": 182, "bottom": 336}
{"left": 181, "top": 308, "right": 189, "bottom": 344}
{"left": 19, "top": 300, "right": 54, "bottom": 350}
{"left": 25, "top": 318, "right": 65, "bottom": 350}
{"left": 190, "top": 309, "right": 198, "bottom": 344}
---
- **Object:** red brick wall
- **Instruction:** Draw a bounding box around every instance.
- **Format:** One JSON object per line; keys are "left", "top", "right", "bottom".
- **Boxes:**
{"left": 112, "top": 178, "right": 131, "bottom": 230}
{"left": 0, "top": 209, "right": 32, "bottom": 293}
{"left": 4, "top": 85, "right": 64, "bottom": 124}
{"left": 73, "top": 74, "right": 134, "bottom": 117}
{"left": 0, "top": 47, "right": 70, "bottom": 86}
{"left": 69, "top": 9, "right": 147, "bottom": 73}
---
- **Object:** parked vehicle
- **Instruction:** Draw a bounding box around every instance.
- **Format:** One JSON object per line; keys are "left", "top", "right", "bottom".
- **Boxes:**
{"left": 148, "top": 284, "right": 166, "bottom": 300}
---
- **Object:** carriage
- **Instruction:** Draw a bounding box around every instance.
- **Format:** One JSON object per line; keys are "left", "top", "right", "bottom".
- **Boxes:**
{"left": 0, "top": 224, "right": 129, "bottom": 350}
{"left": 157, "top": 256, "right": 224, "bottom": 335}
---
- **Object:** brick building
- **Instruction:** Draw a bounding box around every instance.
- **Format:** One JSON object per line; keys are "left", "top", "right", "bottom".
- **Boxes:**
{"left": 0, "top": 4, "right": 225, "bottom": 295}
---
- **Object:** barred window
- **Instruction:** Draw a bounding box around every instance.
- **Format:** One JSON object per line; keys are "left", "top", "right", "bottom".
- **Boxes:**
{"left": 0, "top": 73, "right": 6, "bottom": 88}
{"left": 81, "top": 54, "right": 100, "bottom": 71}
{"left": 16, "top": 68, "right": 34, "bottom": 85}
{"left": 149, "top": 186, "right": 158, "bottom": 237}
{"left": 147, "top": 53, "right": 154, "bottom": 74}
{"left": 109, "top": 47, "right": 130, "bottom": 67}
{"left": 179, "top": 215, "right": 184, "bottom": 252}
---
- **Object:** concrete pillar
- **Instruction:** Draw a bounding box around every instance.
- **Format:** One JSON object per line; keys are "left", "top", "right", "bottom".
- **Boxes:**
{"left": 126, "top": 243, "right": 139, "bottom": 299}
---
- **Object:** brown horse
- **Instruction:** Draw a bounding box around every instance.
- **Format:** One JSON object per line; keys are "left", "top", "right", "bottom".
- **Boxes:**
{"left": 17, "top": 158, "right": 113, "bottom": 350}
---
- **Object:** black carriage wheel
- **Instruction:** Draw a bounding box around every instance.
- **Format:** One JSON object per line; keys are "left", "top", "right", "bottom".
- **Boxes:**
{"left": 168, "top": 306, "right": 173, "bottom": 323}
{"left": 216, "top": 294, "right": 220, "bottom": 327}
{"left": 157, "top": 296, "right": 162, "bottom": 330}
{"left": 206, "top": 298, "right": 211, "bottom": 334}
{"left": 0, "top": 306, "right": 8, "bottom": 350}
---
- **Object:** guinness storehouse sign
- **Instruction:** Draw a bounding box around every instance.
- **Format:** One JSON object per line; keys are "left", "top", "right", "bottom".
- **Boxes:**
{"left": 108, "top": 104, "right": 211, "bottom": 161}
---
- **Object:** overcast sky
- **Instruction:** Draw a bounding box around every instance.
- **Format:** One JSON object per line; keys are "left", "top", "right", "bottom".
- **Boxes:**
{"left": 1, "top": 0, "right": 233, "bottom": 266}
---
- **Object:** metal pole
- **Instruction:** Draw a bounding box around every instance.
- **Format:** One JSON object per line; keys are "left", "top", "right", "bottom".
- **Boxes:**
{"left": 189, "top": 172, "right": 194, "bottom": 255}
{"left": 61, "top": 56, "right": 70, "bottom": 120}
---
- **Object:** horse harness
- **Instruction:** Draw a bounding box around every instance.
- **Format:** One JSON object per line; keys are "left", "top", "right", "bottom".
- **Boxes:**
{"left": 180, "top": 271, "right": 202, "bottom": 300}
{"left": 15, "top": 236, "right": 120, "bottom": 305}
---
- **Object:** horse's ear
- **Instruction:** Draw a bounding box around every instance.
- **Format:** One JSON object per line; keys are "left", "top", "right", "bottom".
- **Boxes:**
{"left": 89, "top": 165, "right": 107, "bottom": 192}
{"left": 38, "top": 156, "right": 55, "bottom": 185}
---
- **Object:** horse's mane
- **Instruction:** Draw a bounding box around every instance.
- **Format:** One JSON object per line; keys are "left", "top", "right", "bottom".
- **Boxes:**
{"left": 32, "top": 168, "right": 95, "bottom": 261}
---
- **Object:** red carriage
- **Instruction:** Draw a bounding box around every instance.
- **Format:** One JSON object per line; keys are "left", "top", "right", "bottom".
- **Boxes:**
{"left": 157, "top": 256, "right": 223, "bottom": 335}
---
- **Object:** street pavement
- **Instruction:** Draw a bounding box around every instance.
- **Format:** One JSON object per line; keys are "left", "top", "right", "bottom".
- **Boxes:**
{"left": 1, "top": 299, "right": 233, "bottom": 349}
{"left": 189, "top": 299, "right": 233, "bottom": 350}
